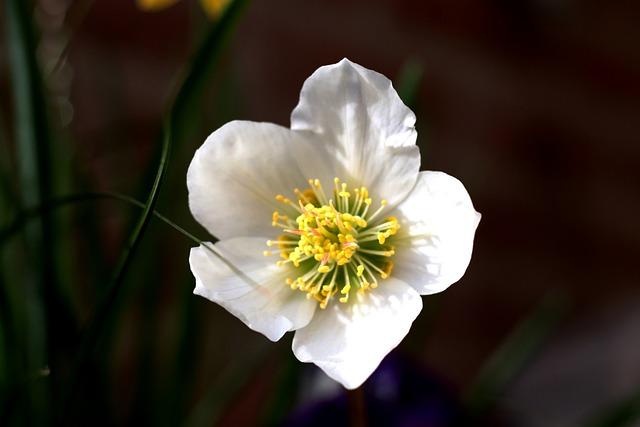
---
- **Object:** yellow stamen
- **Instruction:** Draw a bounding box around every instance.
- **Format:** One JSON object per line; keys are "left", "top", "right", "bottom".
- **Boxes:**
{"left": 267, "top": 178, "right": 399, "bottom": 308}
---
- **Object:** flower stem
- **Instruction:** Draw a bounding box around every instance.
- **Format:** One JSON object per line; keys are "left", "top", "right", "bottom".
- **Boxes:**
{"left": 347, "top": 387, "right": 367, "bottom": 427}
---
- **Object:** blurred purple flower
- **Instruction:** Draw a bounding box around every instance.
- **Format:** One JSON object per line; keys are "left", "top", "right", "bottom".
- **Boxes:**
{"left": 282, "top": 352, "right": 460, "bottom": 427}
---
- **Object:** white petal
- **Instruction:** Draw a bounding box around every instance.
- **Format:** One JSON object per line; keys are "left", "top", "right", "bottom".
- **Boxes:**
{"left": 392, "top": 171, "right": 481, "bottom": 295}
{"left": 190, "top": 237, "right": 316, "bottom": 341}
{"left": 187, "top": 121, "right": 338, "bottom": 240}
{"left": 292, "top": 277, "right": 422, "bottom": 389}
{"left": 290, "top": 58, "right": 420, "bottom": 207}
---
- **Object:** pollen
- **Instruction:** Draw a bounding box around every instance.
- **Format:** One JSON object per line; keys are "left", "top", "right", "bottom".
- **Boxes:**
{"left": 266, "top": 178, "right": 400, "bottom": 309}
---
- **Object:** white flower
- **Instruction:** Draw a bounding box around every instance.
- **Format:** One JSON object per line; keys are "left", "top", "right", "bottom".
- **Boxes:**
{"left": 187, "top": 58, "right": 480, "bottom": 389}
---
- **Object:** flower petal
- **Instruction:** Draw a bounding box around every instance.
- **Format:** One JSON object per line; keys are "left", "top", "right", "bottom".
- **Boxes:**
{"left": 187, "top": 121, "right": 338, "bottom": 240}
{"left": 392, "top": 171, "right": 481, "bottom": 295}
{"left": 190, "top": 237, "right": 317, "bottom": 341}
{"left": 292, "top": 277, "right": 422, "bottom": 389}
{"left": 290, "top": 58, "right": 420, "bottom": 207}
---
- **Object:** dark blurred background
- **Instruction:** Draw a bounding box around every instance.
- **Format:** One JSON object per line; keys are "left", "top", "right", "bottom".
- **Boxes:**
{"left": 1, "top": 0, "right": 640, "bottom": 426}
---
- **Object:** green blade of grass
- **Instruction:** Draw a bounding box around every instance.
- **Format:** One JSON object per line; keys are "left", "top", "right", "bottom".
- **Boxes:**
{"left": 168, "top": 0, "right": 250, "bottom": 137}
{"left": 5, "top": 0, "right": 55, "bottom": 422}
{"left": 5, "top": 0, "right": 51, "bottom": 211}
{"left": 464, "top": 291, "right": 569, "bottom": 418}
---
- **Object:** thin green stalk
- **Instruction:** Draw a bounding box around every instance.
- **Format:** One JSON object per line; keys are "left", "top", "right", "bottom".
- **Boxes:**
{"left": 0, "top": 191, "right": 255, "bottom": 284}
{"left": 0, "top": 192, "right": 202, "bottom": 248}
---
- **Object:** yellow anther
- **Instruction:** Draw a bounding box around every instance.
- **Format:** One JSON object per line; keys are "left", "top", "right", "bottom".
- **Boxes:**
{"left": 318, "top": 265, "right": 331, "bottom": 273}
{"left": 339, "top": 186, "right": 350, "bottom": 199}
{"left": 377, "top": 232, "right": 387, "bottom": 245}
{"left": 384, "top": 261, "right": 394, "bottom": 278}
{"left": 356, "top": 265, "right": 364, "bottom": 277}
{"left": 263, "top": 250, "right": 272, "bottom": 256}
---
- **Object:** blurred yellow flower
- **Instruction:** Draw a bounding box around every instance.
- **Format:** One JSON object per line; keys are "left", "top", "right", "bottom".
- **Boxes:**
{"left": 136, "top": 0, "right": 231, "bottom": 19}
{"left": 200, "top": 0, "right": 231, "bottom": 17}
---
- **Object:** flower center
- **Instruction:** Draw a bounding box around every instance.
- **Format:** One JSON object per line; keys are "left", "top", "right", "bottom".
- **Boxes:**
{"left": 265, "top": 178, "right": 399, "bottom": 309}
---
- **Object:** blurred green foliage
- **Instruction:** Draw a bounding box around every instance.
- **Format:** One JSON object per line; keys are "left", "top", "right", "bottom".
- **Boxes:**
{"left": 1, "top": 0, "right": 251, "bottom": 424}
